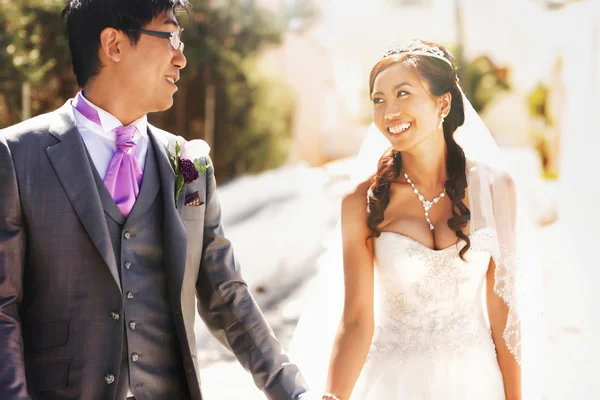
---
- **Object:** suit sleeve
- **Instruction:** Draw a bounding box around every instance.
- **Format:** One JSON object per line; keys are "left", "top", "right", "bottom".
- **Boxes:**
{"left": 195, "top": 156, "right": 309, "bottom": 400}
{"left": 0, "top": 137, "right": 31, "bottom": 399}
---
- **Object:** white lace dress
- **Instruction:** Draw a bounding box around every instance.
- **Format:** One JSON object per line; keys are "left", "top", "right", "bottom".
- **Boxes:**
{"left": 351, "top": 228, "right": 506, "bottom": 400}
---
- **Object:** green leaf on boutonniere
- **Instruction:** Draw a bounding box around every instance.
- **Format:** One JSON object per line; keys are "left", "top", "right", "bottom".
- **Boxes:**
{"left": 169, "top": 157, "right": 178, "bottom": 175}
{"left": 174, "top": 174, "right": 185, "bottom": 208}
{"left": 167, "top": 150, "right": 176, "bottom": 172}
{"left": 174, "top": 141, "right": 182, "bottom": 174}
{"left": 194, "top": 158, "right": 212, "bottom": 173}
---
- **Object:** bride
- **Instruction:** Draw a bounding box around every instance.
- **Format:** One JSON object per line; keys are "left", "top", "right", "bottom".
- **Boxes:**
{"left": 291, "top": 40, "right": 544, "bottom": 400}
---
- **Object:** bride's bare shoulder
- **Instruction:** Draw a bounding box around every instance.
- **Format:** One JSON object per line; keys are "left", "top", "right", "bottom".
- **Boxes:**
{"left": 339, "top": 178, "right": 373, "bottom": 225}
{"left": 340, "top": 178, "right": 372, "bottom": 237}
{"left": 342, "top": 178, "right": 372, "bottom": 208}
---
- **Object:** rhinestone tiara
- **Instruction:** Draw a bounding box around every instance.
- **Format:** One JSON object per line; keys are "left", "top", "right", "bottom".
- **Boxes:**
{"left": 381, "top": 40, "right": 453, "bottom": 67}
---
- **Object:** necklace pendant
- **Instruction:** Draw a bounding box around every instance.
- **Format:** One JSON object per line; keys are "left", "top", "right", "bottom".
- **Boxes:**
{"left": 403, "top": 170, "right": 445, "bottom": 231}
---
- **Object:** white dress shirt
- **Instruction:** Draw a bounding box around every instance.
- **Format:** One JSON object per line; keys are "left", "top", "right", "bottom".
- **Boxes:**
{"left": 72, "top": 91, "right": 149, "bottom": 179}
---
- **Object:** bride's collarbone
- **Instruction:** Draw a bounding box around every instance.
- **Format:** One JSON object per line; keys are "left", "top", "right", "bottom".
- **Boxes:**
{"left": 378, "top": 187, "right": 466, "bottom": 250}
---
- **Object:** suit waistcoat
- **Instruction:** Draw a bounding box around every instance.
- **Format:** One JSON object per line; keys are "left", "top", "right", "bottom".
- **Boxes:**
{"left": 90, "top": 138, "right": 190, "bottom": 400}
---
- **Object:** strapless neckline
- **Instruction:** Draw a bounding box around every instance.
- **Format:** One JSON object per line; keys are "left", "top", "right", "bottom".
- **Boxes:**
{"left": 376, "top": 228, "right": 490, "bottom": 253}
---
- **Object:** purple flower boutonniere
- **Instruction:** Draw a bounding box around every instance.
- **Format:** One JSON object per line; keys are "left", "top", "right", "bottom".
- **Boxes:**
{"left": 169, "top": 139, "right": 212, "bottom": 207}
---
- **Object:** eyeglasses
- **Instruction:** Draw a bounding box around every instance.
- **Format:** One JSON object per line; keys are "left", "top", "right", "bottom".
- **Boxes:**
{"left": 130, "top": 29, "right": 184, "bottom": 52}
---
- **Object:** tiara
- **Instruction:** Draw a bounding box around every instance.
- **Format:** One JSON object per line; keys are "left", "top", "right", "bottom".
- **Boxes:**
{"left": 381, "top": 40, "right": 453, "bottom": 67}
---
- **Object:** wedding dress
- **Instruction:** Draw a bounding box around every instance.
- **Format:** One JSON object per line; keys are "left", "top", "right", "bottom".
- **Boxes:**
{"left": 289, "top": 71, "right": 545, "bottom": 400}
{"left": 350, "top": 228, "right": 505, "bottom": 399}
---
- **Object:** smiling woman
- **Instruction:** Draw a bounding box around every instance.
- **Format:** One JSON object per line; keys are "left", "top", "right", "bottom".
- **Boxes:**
{"left": 288, "top": 39, "right": 539, "bottom": 400}
{"left": 367, "top": 41, "right": 468, "bottom": 250}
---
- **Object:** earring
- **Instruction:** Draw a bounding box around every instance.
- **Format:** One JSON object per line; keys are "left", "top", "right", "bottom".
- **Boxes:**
{"left": 438, "top": 114, "right": 445, "bottom": 130}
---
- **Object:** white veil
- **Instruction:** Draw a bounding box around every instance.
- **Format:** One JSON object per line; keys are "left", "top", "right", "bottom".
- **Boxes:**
{"left": 288, "top": 89, "right": 546, "bottom": 398}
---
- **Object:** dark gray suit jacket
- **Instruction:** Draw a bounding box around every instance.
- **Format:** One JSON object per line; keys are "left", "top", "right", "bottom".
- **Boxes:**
{"left": 0, "top": 102, "right": 309, "bottom": 399}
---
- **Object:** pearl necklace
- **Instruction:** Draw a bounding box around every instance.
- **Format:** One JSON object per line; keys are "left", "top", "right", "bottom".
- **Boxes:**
{"left": 403, "top": 171, "right": 446, "bottom": 230}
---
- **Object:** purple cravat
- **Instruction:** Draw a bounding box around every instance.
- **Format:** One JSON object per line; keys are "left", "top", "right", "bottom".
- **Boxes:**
{"left": 72, "top": 93, "right": 143, "bottom": 217}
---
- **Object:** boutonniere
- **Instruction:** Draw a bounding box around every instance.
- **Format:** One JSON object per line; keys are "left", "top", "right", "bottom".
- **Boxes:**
{"left": 169, "top": 139, "right": 212, "bottom": 207}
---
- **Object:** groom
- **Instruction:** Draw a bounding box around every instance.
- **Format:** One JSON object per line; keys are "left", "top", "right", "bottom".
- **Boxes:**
{"left": 0, "top": 1, "right": 310, "bottom": 399}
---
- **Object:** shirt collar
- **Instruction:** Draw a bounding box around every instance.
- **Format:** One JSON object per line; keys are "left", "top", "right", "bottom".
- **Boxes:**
{"left": 75, "top": 90, "right": 148, "bottom": 140}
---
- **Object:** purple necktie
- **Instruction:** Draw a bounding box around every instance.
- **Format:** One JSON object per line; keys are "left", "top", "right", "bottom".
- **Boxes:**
{"left": 72, "top": 93, "right": 143, "bottom": 217}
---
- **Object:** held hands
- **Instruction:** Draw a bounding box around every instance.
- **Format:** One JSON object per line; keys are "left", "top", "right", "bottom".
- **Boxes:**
{"left": 298, "top": 391, "right": 342, "bottom": 400}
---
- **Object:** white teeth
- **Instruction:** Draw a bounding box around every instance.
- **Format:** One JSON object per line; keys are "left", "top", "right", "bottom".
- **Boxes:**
{"left": 166, "top": 77, "right": 175, "bottom": 84}
{"left": 388, "top": 123, "right": 411, "bottom": 134}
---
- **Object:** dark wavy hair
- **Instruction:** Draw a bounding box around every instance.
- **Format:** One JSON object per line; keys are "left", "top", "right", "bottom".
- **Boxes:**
{"left": 366, "top": 40, "right": 471, "bottom": 259}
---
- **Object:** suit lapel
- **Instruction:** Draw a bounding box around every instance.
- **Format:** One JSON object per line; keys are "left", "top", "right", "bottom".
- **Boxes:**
{"left": 46, "top": 103, "right": 121, "bottom": 291}
{"left": 148, "top": 127, "right": 187, "bottom": 303}
{"left": 86, "top": 149, "right": 126, "bottom": 226}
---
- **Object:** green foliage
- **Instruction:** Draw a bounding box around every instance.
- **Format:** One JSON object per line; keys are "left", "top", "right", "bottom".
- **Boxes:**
{"left": 228, "top": 62, "right": 296, "bottom": 176}
{"left": 193, "top": 159, "right": 212, "bottom": 173}
{"left": 526, "top": 83, "right": 552, "bottom": 125}
{"left": 285, "top": 0, "right": 320, "bottom": 33}
{"left": 0, "top": 0, "right": 76, "bottom": 125}
{"left": 459, "top": 55, "right": 511, "bottom": 114}
{"left": 150, "top": 0, "right": 299, "bottom": 181}
{"left": 0, "top": 0, "right": 312, "bottom": 182}
{"left": 175, "top": 174, "right": 185, "bottom": 206}
{"left": 526, "top": 81, "right": 557, "bottom": 179}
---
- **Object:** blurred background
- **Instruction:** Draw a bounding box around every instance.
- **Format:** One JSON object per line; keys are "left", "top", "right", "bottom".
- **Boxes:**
{"left": 1, "top": 0, "right": 599, "bottom": 398}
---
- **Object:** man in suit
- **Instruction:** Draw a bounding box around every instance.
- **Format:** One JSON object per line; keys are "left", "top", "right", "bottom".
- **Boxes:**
{"left": 0, "top": 1, "right": 311, "bottom": 399}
